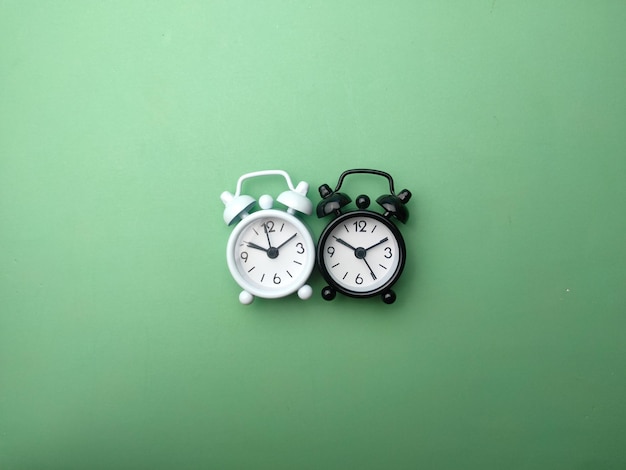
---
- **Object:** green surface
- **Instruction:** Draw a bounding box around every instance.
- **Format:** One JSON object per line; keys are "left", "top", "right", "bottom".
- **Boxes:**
{"left": 1, "top": 1, "right": 626, "bottom": 469}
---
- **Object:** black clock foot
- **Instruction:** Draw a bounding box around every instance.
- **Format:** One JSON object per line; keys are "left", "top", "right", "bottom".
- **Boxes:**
{"left": 382, "top": 290, "right": 396, "bottom": 304}
{"left": 322, "top": 286, "right": 336, "bottom": 301}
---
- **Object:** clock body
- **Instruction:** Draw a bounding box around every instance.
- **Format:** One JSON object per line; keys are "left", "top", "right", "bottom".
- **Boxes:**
{"left": 317, "top": 210, "right": 406, "bottom": 299}
{"left": 226, "top": 209, "right": 315, "bottom": 300}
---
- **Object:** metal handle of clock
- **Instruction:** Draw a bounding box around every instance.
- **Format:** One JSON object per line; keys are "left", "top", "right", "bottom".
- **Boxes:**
{"left": 333, "top": 169, "right": 397, "bottom": 195}
{"left": 233, "top": 170, "right": 296, "bottom": 197}
{"left": 222, "top": 170, "right": 313, "bottom": 225}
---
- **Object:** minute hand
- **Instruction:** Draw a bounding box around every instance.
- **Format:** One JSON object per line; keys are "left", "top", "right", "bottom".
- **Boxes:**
{"left": 275, "top": 233, "right": 297, "bottom": 250}
{"left": 364, "top": 237, "right": 389, "bottom": 252}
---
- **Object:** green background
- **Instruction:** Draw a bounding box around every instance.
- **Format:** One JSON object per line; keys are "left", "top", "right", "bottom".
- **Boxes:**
{"left": 1, "top": 1, "right": 625, "bottom": 468}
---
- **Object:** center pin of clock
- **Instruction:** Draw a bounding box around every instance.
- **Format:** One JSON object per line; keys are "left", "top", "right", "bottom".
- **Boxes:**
{"left": 267, "top": 247, "right": 280, "bottom": 259}
{"left": 354, "top": 247, "right": 367, "bottom": 259}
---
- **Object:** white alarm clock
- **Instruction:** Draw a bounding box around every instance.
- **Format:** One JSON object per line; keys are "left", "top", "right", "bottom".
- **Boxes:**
{"left": 220, "top": 170, "right": 315, "bottom": 305}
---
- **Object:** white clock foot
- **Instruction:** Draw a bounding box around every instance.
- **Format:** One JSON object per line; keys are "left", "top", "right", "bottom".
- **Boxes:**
{"left": 239, "top": 291, "right": 254, "bottom": 305}
{"left": 297, "top": 284, "right": 313, "bottom": 300}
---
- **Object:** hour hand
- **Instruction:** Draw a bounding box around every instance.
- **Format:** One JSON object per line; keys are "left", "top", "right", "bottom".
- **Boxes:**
{"left": 245, "top": 241, "right": 268, "bottom": 252}
{"left": 332, "top": 236, "right": 357, "bottom": 251}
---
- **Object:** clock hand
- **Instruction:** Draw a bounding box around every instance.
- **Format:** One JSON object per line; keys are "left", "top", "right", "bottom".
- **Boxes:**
{"left": 332, "top": 236, "right": 357, "bottom": 251}
{"left": 263, "top": 222, "right": 273, "bottom": 248}
{"left": 362, "top": 257, "right": 377, "bottom": 280}
{"left": 364, "top": 237, "right": 389, "bottom": 252}
{"left": 275, "top": 233, "right": 297, "bottom": 250}
{"left": 245, "top": 241, "right": 269, "bottom": 252}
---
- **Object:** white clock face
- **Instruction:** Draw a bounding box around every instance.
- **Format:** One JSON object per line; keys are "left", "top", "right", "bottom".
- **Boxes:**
{"left": 321, "top": 213, "right": 403, "bottom": 294}
{"left": 227, "top": 210, "right": 315, "bottom": 298}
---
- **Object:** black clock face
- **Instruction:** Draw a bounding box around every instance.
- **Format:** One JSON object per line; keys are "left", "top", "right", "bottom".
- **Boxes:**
{"left": 317, "top": 210, "right": 406, "bottom": 297}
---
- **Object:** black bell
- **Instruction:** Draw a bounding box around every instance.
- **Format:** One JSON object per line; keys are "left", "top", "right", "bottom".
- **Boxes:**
{"left": 376, "top": 189, "right": 411, "bottom": 223}
{"left": 316, "top": 184, "right": 352, "bottom": 218}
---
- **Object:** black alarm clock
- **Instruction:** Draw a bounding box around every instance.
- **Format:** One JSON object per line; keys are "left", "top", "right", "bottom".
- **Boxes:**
{"left": 316, "top": 169, "right": 412, "bottom": 304}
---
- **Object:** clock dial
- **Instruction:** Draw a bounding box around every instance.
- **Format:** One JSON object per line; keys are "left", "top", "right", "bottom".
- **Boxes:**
{"left": 228, "top": 210, "right": 314, "bottom": 298}
{"left": 320, "top": 213, "right": 404, "bottom": 295}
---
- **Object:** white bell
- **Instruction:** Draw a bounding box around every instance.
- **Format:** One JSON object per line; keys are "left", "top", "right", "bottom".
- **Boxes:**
{"left": 220, "top": 191, "right": 256, "bottom": 225}
{"left": 277, "top": 181, "right": 313, "bottom": 215}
